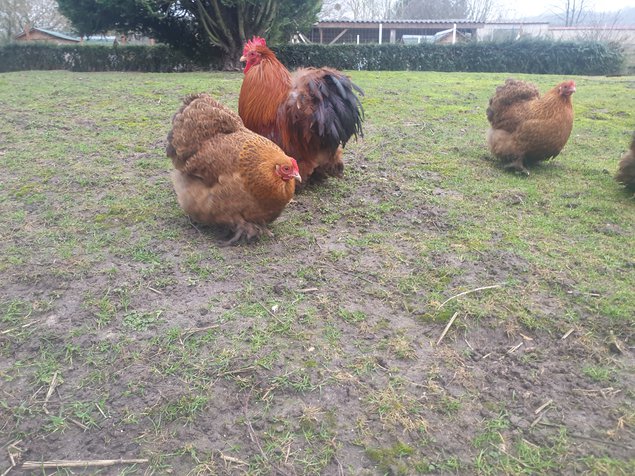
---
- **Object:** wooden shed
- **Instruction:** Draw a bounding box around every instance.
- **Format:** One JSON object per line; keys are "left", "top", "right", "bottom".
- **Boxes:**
{"left": 310, "top": 19, "right": 482, "bottom": 45}
{"left": 310, "top": 19, "right": 550, "bottom": 45}
{"left": 14, "top": 26, "right": 80, "bottom": 45}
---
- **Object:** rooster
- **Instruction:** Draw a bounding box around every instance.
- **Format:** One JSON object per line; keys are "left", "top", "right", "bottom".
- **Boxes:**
{"left": 166, "top": 94, "right": 301, "bottom": 245}
{"left": 487, "top": 79, "right": 576, "bottom": 174}
{"left": 238, "top": 36, "right": 364, "bottom": 185}
{"left": 615, "top": 132, "right": 635, "bottom": 189}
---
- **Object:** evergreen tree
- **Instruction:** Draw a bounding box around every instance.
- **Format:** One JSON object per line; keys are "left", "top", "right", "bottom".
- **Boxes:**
{"left": 57, "top": 0, "right": 322, "bottom": 68}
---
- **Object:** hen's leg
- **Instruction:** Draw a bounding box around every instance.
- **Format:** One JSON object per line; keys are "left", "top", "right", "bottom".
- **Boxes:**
{"left": 313, "top": 147, "right": 344, "bottom": 180}
{"left": 296, "top": 160, "right": 317, "bottom": 190}
{"left": 504, "top": 156, "right": 529, "bottom": 176}
{"left": 299, "top": 148, "right": 345, "bottom": 187}
{"left": 187, "top": 215, "right": 202, "bottom": 233}
{"left": 319, "top": 147, "right": 345, "bottom": 178}
{"left": 220, "top": 222, "right": 270, "bottom": 246}
{"left": 220, "top": 228, "right": 245, "bottom": 247}
{"left": 242, "top": 223, "right": 267, "bottom": 243}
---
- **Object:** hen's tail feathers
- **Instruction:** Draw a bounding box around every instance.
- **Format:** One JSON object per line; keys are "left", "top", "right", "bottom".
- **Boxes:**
{"left": 486, "top": 79, "right": 540, "bottom": 125}
{"left": 167, "top": 93, "right": 243, "bottom": 165}
{"left": 615, "top": 132, "right": 635, "bottom": 188}
{"left": 308, "top": 71, "right": 364, "bottom": 149}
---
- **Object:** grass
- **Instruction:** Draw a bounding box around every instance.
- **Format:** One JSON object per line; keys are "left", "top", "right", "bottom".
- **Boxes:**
{"left": 0, "top": 70, "right": 633, "bottom": 475}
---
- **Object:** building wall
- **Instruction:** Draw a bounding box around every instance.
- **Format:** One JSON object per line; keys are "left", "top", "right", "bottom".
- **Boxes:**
{"left": 548, "top": 26, "right": 635, "bottom": 45}
{"left": 477, "top": 23, "right": 550, "bottom": 42}
{"left": 312, "top": 22, "right": 551, "bottom": 45}
{"left": 311, "top": 23, "right": 479, "bottom": 44}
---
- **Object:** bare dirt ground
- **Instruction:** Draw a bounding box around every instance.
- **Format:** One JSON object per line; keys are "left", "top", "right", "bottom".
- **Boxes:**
{"left": 1, "top": 71, "right": 634, "bottom": 475}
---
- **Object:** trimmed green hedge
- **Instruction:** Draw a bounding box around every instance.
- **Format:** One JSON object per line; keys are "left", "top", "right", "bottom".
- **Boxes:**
{"left": 0, "top": 40, "right": 624, "bottom": 75}
{"left": 0, "top": 43, "right": 205, "bottom": 73}
{"left": 274, "top": 41, "right": 624, "bottom": 75}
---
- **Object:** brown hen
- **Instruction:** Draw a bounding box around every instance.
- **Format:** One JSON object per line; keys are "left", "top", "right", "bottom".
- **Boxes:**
{"left": 615, "top": 132, "right": 635, "bottom": 189}
{"left": 167, "top": 94, "right": 300, "bottom": 245}
{"left": 487, "top": 79, "right": 576, "bottom": 174}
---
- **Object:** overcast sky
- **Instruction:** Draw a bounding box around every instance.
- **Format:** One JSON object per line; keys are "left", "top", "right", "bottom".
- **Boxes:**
{"left": 507, "top": 0, "right": 633, "bottom": 18}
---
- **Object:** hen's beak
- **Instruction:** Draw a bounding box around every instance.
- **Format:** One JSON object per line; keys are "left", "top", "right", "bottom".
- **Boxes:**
{"left": 294, "top": 172, "right": 302, "bottom": 183}
{"left": 239, "top": 55, "right": 246, "bottom": 62}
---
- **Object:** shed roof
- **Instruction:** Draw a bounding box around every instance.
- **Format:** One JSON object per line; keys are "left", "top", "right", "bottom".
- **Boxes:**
{"left": 316, "top": 19, "right": 550, "bottom": 27}
{"left": 14, "top": 27, "right": 80, "bottom": 42}
{"left": 318, "top": 19, "right": 482, "bottom": 24}
{"left": 314, "top": 19, "right": 486, "bottom": 29}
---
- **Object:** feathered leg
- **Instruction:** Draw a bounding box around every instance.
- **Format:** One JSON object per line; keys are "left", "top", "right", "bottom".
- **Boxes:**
{"left": 220, "top": 222, "right": 272, "bottom": 246}
{"left": 297, "top": 160, "right": 317, "bottom": 187}
{"left": 318, "top": 147, "right": 345, "bottom": 178}
{"left": 304, "top": 148, "right": 345, "bottom": 187}
{"left": 504, "top": 156, "right": 530, "bottom": 175}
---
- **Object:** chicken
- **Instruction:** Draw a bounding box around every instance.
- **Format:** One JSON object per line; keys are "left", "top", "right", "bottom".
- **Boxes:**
{"left": 166, "top": 94, "right": 301, "bottom": 245}
{"left": 615, "top": 132, "right": 635, "bottom": 189}
{"left": 238, "top": 36, "right": 364, "bottom": 185}
{"left": 486, "top": 79, "right": 576, "bottom": 174}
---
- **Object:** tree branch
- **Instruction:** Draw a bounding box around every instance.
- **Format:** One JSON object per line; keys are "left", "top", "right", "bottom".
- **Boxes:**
{"left": 208, "top": 0, "right": 236, "bottom": 50}
{"left": 195, "top": 0, "right": 226, "bottom": 50}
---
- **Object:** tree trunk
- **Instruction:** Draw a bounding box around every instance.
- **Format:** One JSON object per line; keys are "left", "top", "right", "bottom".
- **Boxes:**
{"left": 221, "top": 45, "right": 243, "bottom": 71}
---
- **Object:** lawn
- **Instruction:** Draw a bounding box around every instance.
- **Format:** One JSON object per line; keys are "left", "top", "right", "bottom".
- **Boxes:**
{"left": 0, "top": 70, "right": 633, "bottom": 475}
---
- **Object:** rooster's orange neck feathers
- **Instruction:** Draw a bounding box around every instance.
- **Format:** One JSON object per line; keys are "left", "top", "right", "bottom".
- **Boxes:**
{"left": 238, "top": 46, "right": 291, "bottom": 139}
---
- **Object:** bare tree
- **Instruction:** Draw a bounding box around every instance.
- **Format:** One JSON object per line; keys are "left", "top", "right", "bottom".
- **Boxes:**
{"left": 30, "top": 0, "right": 69, "bottom": 29}
{"left": 466, "top": 0, "right": 498, "bottom": 21}
{"left": 320, "top": 0, "right": 501, "bottom": 21}
{"left": 0, "top": 0, "right": 70, "bottom": 43}
{"left": 321, "top": 0, "right": 397, "bottom": 20}
{"left": 576, "top": 10, "right": 625, "bottom": 41}
{"left": 320, "top": 0, "right": 348, "bottom": 19}
{"left": 552, "top": 0, "right": 590, "bottom": 26}
{"left": 390, "top": 0, "right": 499, "bottom": 21}
{"left": 391, "top": 0, "right": 466, "bottom": 19}
{"left": 0, "top": 0, "right": 27, "bottom": 42}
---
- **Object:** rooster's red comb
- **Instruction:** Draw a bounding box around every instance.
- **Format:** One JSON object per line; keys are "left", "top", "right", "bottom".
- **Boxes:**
{"left": 243, "top": 36, "right": 267, "bottom": 55}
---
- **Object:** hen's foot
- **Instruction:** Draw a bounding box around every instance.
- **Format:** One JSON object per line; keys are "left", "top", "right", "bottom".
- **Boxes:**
{"left": 187, "top": 215, "right": 203, "bottom": 233}
{"left": 504, "top": 158, "right": 530, "bottom": 176}
{"left": 321, "top": 148, "right": 345, "bottom": 178}
{"left": 311, "top": 148, "right": 345, "bottom": 181}
{"left": 219, "top": 223, "right": 271, "bottom": 247}
{"left": 320, "top": 160, "right": 345, "bottom": 178}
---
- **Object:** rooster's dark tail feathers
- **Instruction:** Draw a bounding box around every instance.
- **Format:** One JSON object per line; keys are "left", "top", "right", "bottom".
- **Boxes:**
{"left": 307, "top": 70, "right": 364, "bottom": 150}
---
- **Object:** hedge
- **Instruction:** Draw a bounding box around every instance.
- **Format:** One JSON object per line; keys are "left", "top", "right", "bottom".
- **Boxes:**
{"left": 0, "top": 40, "right": 624, "bottom": 75}
{"left": 274, "top": 41, "right": 624, "bottom": 76}
{"left": 0, "top": 43, "right": 205, "bottom": 73}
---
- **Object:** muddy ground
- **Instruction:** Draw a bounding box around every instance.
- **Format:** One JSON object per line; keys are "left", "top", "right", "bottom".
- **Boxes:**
{"left": 1, "top": 71, "right": 633, "bottom": 475}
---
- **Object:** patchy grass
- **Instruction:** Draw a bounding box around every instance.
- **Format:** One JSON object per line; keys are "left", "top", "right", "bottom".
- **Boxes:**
{"left": 0, "top": 70, "right": 633, "bottom": 474}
